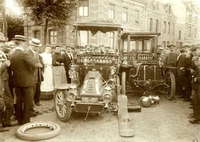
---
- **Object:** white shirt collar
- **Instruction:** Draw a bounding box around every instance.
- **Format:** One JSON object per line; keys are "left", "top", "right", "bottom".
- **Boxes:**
{"left": 29, "top": 47, "right": 36, "bottom": 54}
{"left": 15, "top": 47, "right": 24, "bottom": 51}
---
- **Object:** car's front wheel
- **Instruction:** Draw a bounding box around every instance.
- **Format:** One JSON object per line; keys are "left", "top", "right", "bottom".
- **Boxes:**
{"left": 54, "top": 90, "right": 72, "bottom": 122}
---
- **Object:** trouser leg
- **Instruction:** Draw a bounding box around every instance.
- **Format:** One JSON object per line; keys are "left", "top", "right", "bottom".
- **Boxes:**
{"left": 15, "top": 88, "right": 23, "bottom": 125}
{"left": 22, "top": 87, "right": 34, "bottom": 124}
{"left": 34, "top": 82, "right": 41, "bottom": 104}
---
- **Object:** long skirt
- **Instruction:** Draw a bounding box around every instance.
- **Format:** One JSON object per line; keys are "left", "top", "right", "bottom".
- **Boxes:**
{"left": 41, "top": 66, "right": 54, "bottom": 92}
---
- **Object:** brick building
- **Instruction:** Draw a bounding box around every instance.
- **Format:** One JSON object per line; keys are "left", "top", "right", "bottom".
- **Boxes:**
{"left": 23, "top": 0, "right": 200, "bottom": 48}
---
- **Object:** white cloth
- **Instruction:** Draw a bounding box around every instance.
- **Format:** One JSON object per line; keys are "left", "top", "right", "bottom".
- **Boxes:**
{"left": 40, "top": 52, "right": 54, "bottom": 92}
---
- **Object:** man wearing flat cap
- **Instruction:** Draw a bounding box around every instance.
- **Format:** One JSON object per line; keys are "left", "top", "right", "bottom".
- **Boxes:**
{"left": 9, "top": 36, "right": 42, "bottom": 125}
{"left": 176, "top": 47, "right": 188, "bottom": 99}
{"left": 163, "top": 44, "right": 178, "bottom": 68}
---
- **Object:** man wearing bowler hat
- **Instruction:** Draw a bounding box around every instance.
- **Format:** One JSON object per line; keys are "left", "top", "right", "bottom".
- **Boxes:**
{"left": 9, "top": 35, "right": 42, "bottom": 125}
{"left": 26, "top": 38, "right": 43, "bottom": 116}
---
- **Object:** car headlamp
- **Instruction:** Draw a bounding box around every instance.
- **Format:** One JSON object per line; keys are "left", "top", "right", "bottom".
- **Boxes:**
{"left": 66, "top": 91, "right": 76, "bottom": 102}
{"left": 102, "top": 85, "right": 112, "bottom": 104}
{"left": 102, "top": 93, "right": 112, "bottom": 104}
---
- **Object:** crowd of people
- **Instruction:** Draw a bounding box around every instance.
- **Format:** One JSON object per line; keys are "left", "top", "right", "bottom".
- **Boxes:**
{"left": 158, "top": 44, "right": 200, "bottom": 124}
{"left": 0, "top": 33, "right": 200, "bottom": 133}
{"left": 0, "top": 35, "right": 73, "bottom": 132}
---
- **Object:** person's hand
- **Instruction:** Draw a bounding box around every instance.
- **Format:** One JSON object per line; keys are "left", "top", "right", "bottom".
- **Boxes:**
{"left": 56, "top": 62, "right": 60, "bottom": 65}
{"left": 61, "top": 63, "right": 64, "bottom": 66}
{"left": 4, "top": 60, "right": 10, "bottom": 67}
{"left": 190, "top": 69, "right": 195, "bottom": 73}
{"left": 35, "top": 63, "right": 43, "bottom": 68}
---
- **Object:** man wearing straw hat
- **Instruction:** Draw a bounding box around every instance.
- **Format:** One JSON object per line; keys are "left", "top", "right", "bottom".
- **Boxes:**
{"left": 26, "top": 38, "right": 43, "bottom": 117}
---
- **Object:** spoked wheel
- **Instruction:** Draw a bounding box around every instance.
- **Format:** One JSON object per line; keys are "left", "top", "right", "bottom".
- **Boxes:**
{"left": 164, "top": 71, "right": 176, "bottom": 100}
{"left": 54, "top": 90, "right": 72, "bottom": 122}
{"left": 122, "top": 72, "right": 126, "bottom": 95}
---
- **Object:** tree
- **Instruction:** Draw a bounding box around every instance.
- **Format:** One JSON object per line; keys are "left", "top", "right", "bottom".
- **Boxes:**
{"left": 22, "top": 0, "right": 79, "bottom": 45}
{"left": 7, "top": 15, "right": 24, "bottom": 41}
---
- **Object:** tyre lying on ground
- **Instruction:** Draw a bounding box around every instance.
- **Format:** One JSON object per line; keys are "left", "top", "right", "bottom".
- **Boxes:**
{"left": 15, "top": 121, "right": 61, "bottom": 141}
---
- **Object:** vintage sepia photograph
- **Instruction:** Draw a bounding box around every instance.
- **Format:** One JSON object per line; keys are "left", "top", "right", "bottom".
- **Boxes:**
{"left": 0, "top": 0, "right": 200, "bottom": 141}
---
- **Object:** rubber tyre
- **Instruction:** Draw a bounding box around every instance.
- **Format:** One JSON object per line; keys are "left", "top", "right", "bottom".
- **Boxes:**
{"left": 16, "top": 121, "right": 61, "bottom": 141}
{"left": 121, "top": 72, "right": 126, "bottom": 95}
{"left": 164, "top": 71, "right": 176, "bottom": 100}
{"left": 54, "top": 90, "right": 72, "bottom": 122}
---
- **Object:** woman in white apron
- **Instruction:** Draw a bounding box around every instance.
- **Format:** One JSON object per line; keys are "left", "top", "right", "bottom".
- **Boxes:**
{"left": 40, "top": 45, "right": 54, "bottom": 93}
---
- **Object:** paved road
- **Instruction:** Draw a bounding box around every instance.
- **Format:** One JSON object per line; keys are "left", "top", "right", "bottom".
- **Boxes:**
{"left": 0, "top": 93, "right": 199, "bottom": 142}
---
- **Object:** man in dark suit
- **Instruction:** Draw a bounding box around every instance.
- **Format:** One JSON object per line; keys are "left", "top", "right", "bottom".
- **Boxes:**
{"left": 176, "top": 47, "right": 187, "bottom": 99}
{"left": 65, "top": 46, "right": 74, "bottom": 83}
{"left": 9, "top": 35, "right": 42, "bottom": 125}
{"left": 26, "top": 38, "right": 43, "bottom": 107}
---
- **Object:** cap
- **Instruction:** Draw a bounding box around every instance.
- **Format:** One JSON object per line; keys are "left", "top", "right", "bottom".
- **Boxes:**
{"left": 190, "top": 46, "right": 199, "bottom": 51}
{"left": 192, "top": 56, "right": 199, "bottom": 61}
{"left": 167, "top": 45, "right": 176, "bottom": 48}
{"left": 157, "top": 45, "right": 164, "bottom": 50}
{"left": 179, "top": 48, "right": 185, "bottom": 53}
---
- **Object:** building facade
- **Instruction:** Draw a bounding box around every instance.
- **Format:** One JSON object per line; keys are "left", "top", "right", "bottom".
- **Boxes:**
{"left": 24, "top": 0, "right": 200, "bottom": 48}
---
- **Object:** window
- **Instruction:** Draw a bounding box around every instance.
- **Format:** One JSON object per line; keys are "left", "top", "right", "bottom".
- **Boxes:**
{"left": 79, "top": 5, "right": 88, "bottom": 17}
{"left": 195, "top": 16, "right": 198, "bottom": 24}
{"left": 189, "top": 14, "right": 192, "bottom": 23}
{"left": 122, "top": 7, "right": 128, "bottom": 22}
{"left": 195, "top": 28, "right": 197, "bottom": 38}
{"left": 109, "top": 3, "right": 115, "bottom": 19}
{"left": 135, "top": 10, "right": 139, "bottom": 24}
{"left": 167, "top": 41, "right": 170, "bottom": 46}
{"left": 164, "top": 21, "right": 167, "bottom": 33}
{"left": 172, "top": 23, "right": 174, "bottom": 35}
{"left": 79, "top": 30, "right": 89, "bottom": 46}
{"left": 107, "top": 32, "right": 114, "bottom": 48}
{"left": 163, "top": 41, "right": 166, "bottom": 48}
{"left": 179, "top": 31, "right": 181, "bottom": 40}
{"left": 188, "top": 26, "right": 191, "bottom": 37}
{"left": 49, "top": 30, "right": 57, "bottom": 44}
{"left": 168, "top": 22, "right": 170, "bottom": 34}
{"left": 155, "top": 19, "right": 159, "bottom": 32}
{"left": 33, "top": 30, "right": 41, "bottom": 40}
{"left": 149, "top": 18, "right": 153, "bottom": 31}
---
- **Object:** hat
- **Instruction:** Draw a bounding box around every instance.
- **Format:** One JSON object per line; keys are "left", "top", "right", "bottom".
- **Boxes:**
{"left": 157, "top": 45, "right": 164, "bottom": 50}
{"left": 179, "top": 48, "right": 185, "bottom": 53}
{"left": 12, "top": 35, "right": 26, "bottom": 41}
{"left": 182, "top": 45, "right": 190, "bottom": 48}
{"left": 29, "top": 38, "right": 42, "bottom": 47}
{"left": 192, "top": 56, "right": 199, "bottom": 61}
{"left": 167, "top": 45, "right": 176, "bottom": 48}
{"left": 190, "top": 46, "right": 197, "bottom": 51}
{"left": 60, "top": 48, "right": 66, "bottom": 52}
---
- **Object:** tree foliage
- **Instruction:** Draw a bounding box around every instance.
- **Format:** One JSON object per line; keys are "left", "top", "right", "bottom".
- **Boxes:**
{"left": 7, "top": 15, "right": 24, "bottom": 41}
{"left": 25, "top": 0, "right": 77, "bottom": 25}
{"left": 21, "top": 0, "right": 79, "bottom": 44}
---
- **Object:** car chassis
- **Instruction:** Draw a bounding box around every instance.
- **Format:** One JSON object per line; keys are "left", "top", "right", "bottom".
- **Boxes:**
{"left": 54, "top": 21, "right": 123, "bottom": 120}
{"left": 119, "top": 32, "right": 176, "bottom": 100}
